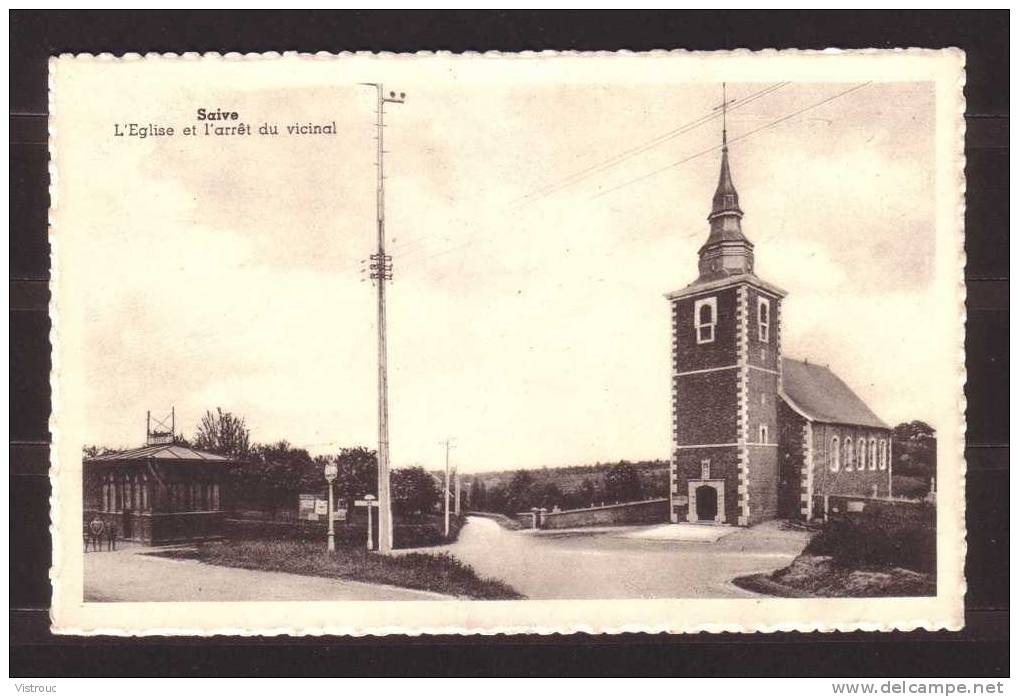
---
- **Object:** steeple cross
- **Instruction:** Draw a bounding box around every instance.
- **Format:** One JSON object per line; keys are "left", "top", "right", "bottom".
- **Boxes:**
{"left": 714, "top": 82, "right": 733, "bottom": 144}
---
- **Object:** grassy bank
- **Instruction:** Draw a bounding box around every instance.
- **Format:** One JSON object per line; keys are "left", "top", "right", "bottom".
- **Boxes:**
{"left": 735, "top": 506, "right": 936, "bottom": 598}
{"left": 155, "top": 539, "right": 522, "bottom": 600}
{"left": 225, "top": 512, "right": 465, "bottom": 549}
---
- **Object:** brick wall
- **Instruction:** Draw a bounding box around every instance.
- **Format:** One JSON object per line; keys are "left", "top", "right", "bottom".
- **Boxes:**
{"left": 777, "top": 400, "right": 808, "bottom": 518}
{"left": 672, "top": 286, "right": 738, "bottom": 372}
{"left": 674, "top": 371, "right": 739, "bottom": 445}
{"left": 811, "top": 422, "right": 893, "bottom": 501}
{"left": 673, "top": 446, "right": 739, "bottom": 523}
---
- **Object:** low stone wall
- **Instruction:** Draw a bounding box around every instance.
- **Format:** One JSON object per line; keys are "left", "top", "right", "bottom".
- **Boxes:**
{"left": 515, "top": 498, "right": 669, "bottom": 530}
{"left": 811, "top": 494, "right": 933, "bottom": 524}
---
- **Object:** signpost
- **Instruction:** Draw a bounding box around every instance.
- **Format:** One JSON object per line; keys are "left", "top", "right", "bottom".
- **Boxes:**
{"left": 323, "top": 462, "right": 338, "bottom": 553}
{"left": 355, "top": 494, "right": 379, "bottom": 551}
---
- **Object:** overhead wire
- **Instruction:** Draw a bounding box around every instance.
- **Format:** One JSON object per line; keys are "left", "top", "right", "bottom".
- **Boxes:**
{"left": 593, "top": 82, "right": 872, "bottom": 200}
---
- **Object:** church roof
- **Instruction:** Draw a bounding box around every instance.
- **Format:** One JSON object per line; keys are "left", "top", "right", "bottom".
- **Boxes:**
{"left": 780, "top": 358, "right": 889, "bottom": 429}
{"left": 84, "top": 443, "right": 235, "bottom": 464}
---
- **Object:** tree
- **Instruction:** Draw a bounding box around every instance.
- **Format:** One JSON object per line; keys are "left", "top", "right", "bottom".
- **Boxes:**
{"left": 604, "top": 461, "right": 642, "bottom": 503}
{"left": 892, "top": 420, "right": 937, "bottom": 485}
{"left": 469, "top": 478, "right": 487, "bottom": 510}
{"left": 506, "top": 470, "right": 536, "bottom": 513}
{"left": 193, "top": 408, "right": 251, "bottom": 459}
{"left": 82, "top": 444, "right": 122, "bottom": 459}
{"left": 536, "top": 482, "right": 563, "bottom": 509}
{"left": 392, "top": 466, "right": 440, "bottom": 517}
{"left": 330, "top": 446, "right": 378, "bottom": 501}
{"left": 230, "top": 440, "right": 314, "bottom": 516}
{"left": 486, "top": 483, "right": 509, "bottom": 513}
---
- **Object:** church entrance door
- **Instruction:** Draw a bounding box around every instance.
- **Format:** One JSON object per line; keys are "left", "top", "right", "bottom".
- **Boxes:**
{"left": 695, "top": 485, "right": 718, "bottom": 522}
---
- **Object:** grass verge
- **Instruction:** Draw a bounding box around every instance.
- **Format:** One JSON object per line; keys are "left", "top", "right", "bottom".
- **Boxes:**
{"left": 154, "top": 539, "right": 523, "bottom": 600}
{"left": 734, "top": 554, "right": 935, "bottom": 597}
{"left": 734, "top": 508, "right": 936, "bottom": 598}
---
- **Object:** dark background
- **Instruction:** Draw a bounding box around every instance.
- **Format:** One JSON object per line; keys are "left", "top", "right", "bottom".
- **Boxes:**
{"left": 10, "top": 10, "right": 1008, "bottom": 677}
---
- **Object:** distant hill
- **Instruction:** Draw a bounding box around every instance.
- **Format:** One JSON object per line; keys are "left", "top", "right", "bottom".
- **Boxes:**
{"left": 460, "top": 460, "right": 670, "bottom": 513}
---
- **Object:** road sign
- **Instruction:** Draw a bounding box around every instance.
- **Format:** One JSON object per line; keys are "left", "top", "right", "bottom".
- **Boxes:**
{"left": 354, "top": 499, "right": 379, "bottom": 507}
{"left": 314, "top": 499, "right": 328, "bottom": 516}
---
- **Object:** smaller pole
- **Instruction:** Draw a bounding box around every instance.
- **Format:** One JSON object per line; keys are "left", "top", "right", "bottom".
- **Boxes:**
{"left": 327, "top": 481, "right": 336, "bottom": 553}
{"left": 366, "top": 499, "right": 374, "bottom": 551}
{"left": 454, "top": 469, "right": 461, "bottom": 516}
{"left": 444, "top": 439, "right": 451, "bottom": 537}
{"left": 888, "top": 440, "right": 893, "bottom": 498}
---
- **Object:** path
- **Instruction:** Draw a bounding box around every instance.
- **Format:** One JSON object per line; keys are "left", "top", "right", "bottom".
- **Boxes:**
{"left": 84, "top": 546, "right": 446, "bottom": 602}
{"left": 408, "top": 516, "right": 811, "bottom": 599}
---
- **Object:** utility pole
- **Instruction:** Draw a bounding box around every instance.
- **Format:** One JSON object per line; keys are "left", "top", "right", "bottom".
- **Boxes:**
{"left": 443, "top": 438, "right": 453, "bottom": 537}
{"left": 361, "top": 82, "right": 406, "bottom": 554}
{"left": 454, "top": 468, "right": 462, "bottom": 516}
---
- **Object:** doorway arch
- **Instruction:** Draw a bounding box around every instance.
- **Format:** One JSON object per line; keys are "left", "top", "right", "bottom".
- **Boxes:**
{"left": 686, "top": 479, "right": 725, "bottom": 524}
{"left": 695, "top": 485, "right": 718, "bottom": 521}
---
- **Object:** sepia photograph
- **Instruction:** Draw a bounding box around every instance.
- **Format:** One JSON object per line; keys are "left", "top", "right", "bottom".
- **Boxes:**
{"left": 47, "top": 49, "right": 966, "bottom": 634}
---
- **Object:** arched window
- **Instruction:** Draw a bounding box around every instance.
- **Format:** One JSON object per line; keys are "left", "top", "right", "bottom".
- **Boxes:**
{"left": 869, "top": 438, "right": 878, "bottom": 470}
{"left": 879, "top": 440, "right": 888, "bottom": 470}
{"left": 858, "top": 438, "right": 867, "bottom": 471}
{"left": 829, "top": 437, "right": 840, "bottom": 472}
{"left": 694, "top": 297, "right": 717, "bottom": 344}
{"left": 843, "top": 437, "right": 853, "bottom": 471}
{"left": 757, "top": 297, "right": 771, "bottom": 342}
{"left": 759, "top": 423, "right": 769, "bottom": 444}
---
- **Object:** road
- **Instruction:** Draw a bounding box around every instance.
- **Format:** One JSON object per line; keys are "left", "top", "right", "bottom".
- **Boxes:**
{"left": 84, "top": 546, "right": 446, "bottom": 602}
{"left": 413, "top": 516, "right": 811, "bottom": 599}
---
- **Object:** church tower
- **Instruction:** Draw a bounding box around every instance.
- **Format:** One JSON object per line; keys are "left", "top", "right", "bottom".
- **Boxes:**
{"left": 666, "top": 112, "right": 787, "bottom": 526}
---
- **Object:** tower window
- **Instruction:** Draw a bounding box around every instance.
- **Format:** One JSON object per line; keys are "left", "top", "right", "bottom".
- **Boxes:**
{"left": 757, "top": 297, "right": 770, "bottom": 342}
{"left": 858, "top": 438, "right": 867, "bottom": 470}
{"left": 759, "top": 424, "right": 769, "bottom": 444}
{"left": 843, "top": 436, "right": 853, "bottom": 471}
{"left": 869, "top": 438, "right": 878, "bottom": 470}
{"left": 694, "top": 297, "right": 717, "bottom": 344}
{"left": 829, "top": 437, "right": 840, "bottom": 472}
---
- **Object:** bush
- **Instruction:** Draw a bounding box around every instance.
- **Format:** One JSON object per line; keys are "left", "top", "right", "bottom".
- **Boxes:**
{"left": 893, "top": 475, "right": 931, "bottom": 500}
{"left": 805, "top": 504, "right": 935, "bottom": 574}
{"left": 225, "top": 513, "right": 465, "bottom": 549}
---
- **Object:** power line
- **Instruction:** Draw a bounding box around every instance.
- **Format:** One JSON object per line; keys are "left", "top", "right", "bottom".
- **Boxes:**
{"left": 514, "top": 82, "right": 788, "bottom": 205}
{"left": 592, "top": 82, "right": 872, "bottom": 200}
{"left": 384, "top": 87, "right": 788, "bottom": 265}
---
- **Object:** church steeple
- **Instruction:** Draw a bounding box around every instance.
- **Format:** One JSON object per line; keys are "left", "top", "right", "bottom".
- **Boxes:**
{"left": 697, "top": 87, "right": 754, "bottom": 281}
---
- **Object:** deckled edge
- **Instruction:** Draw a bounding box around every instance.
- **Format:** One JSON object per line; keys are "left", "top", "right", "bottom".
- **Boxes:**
{"left": 48, "top": 54, "right": 62, "bottom": 633}
{"left": 952, "top": 48, "right": 969, "bottom": 628}
{"left": 47, "top": 46, "right": 959, "bottom": 61}
{"left": 47, "top": 47, "right": 969, "bottom": 637}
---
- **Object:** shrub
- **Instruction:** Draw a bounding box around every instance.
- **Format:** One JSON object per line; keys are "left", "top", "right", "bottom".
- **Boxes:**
{"left": 805, "top": 503, "right": 935, "bottom": 574}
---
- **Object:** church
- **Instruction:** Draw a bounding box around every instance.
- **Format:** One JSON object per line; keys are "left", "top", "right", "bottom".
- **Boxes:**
{"left": 667, "top": 126, "right": 893, "bottom": 527}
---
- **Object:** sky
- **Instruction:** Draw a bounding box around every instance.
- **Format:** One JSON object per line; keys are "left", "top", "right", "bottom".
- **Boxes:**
{"left": 57, "top": 58, "right": 940, "bottom": 472}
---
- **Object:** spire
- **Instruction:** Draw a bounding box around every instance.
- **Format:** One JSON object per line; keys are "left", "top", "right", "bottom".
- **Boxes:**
{"left": 696, "top": 84, "right": 754, "bottom": 280}
{"left": 709, "top": 86, "right": 743, "bottom": 225}
{"left": 710, "top": 133, "right": 742, "bottom": 220}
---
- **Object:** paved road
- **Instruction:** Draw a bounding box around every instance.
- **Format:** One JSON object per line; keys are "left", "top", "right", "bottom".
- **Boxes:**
{"left": 84, "top": 547, "right": 445, "bottom": 602}
{"left": 412, "top": 517, "right": 811, "bottom": 599}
